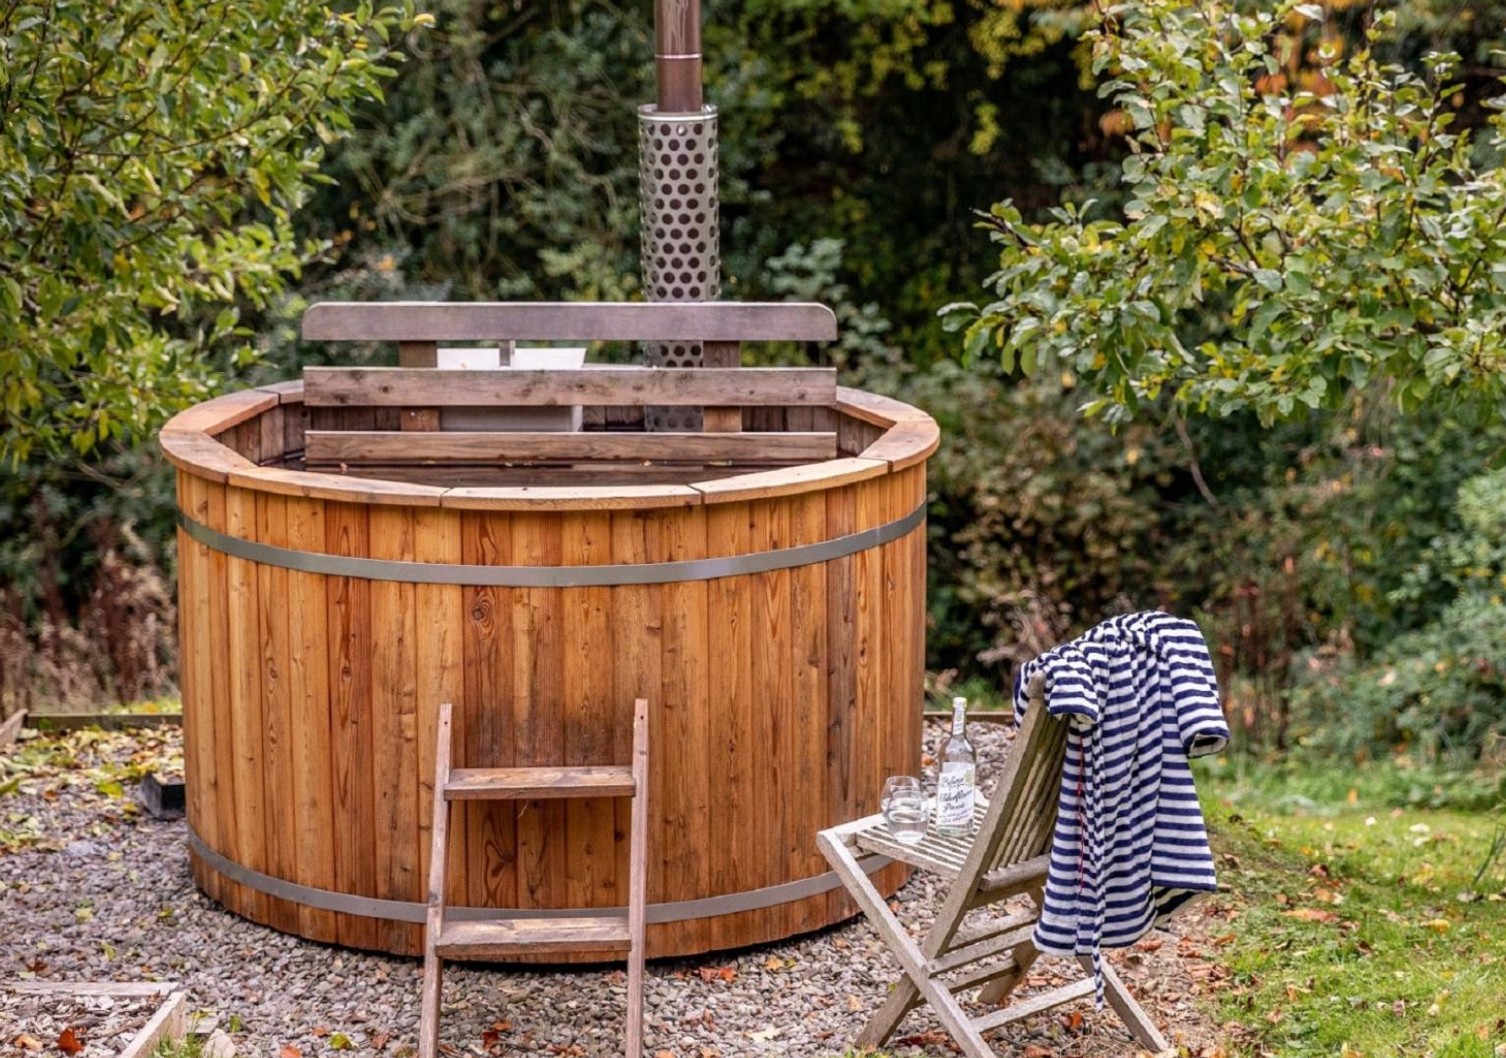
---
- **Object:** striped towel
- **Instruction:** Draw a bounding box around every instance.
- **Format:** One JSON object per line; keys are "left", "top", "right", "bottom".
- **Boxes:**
{"left": 1013, "top": 611, "right": 1230, "bottom": 1003}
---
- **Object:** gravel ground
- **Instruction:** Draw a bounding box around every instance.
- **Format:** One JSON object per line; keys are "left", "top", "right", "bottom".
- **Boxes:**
{"left": 0, "top": 721, "right": 1224, "bottom": 1058}
{"left": 1, "top": 989, "right": 164, "bottom": 1057}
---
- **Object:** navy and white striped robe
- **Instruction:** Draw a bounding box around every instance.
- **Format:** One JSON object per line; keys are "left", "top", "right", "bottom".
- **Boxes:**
{"left": 1013, "top": 611, "right": 1230, "bottom": 1001}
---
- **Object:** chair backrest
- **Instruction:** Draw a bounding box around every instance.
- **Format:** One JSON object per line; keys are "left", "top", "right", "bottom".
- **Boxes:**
{"left": 964, "top": 674, "right": 1069, "bottom": 879}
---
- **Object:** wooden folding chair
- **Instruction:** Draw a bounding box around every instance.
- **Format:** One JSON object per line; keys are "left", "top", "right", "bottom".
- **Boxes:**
{"left": 816, "top": 675, "right": 1170, "bottom": 1056}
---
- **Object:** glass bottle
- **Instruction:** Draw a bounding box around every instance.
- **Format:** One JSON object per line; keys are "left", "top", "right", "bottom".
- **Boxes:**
{"left": 935, "top": 696, "right": 977, "bottom": 837}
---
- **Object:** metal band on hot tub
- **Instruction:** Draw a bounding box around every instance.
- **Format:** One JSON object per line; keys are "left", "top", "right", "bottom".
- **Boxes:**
{"left": 177, "top": 503, "right": 925, "bottom": 587}
{"left": 188, "top": 826, "right": 892, "bottom": 924}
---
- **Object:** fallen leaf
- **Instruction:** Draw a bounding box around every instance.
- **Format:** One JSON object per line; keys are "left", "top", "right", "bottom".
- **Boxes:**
{"left": 655, "top": 1051, "right": 676, "bottom": 1058}
{"left": 14, "top": 1036, "right": 42, "bottom": 1053}
{"left": 57, "top": 1028, "right": 84, "bottom": 1056}
{"left": 329, "top": 1032, "right": 353, "bottom": 1051}
{"left": 1422, "top": 919, "right": 1451, "bottom": 933}
{"left": 746, "top": 1027, "right": 782, "bottom": 1043}
{"left": 372, "top": 1033, "right": 390, "bottom": 1051}
{"left": 1066, "top": 1009, "right": 1084, "bottom": 1031}
{"left": 846, "top": 994, "right": 862, "bottom": 1012}
{"left": 763, "top": 955, "right": 784, "bottom": 972}
{"left": 1022, "top": 1046, "right": 1055, "bottom": 1058}
{"left": 1283, "top": 908, "right": 1338, "bottom": 924}
{"left": 280, "top": 1047, "right": 302, "bottom": 1058}
{"left": 1134, "top": 937, "right": 1164, "bottom": 953}
{"left": 311, "top": 1027, "right": 331, "bottom": 1038}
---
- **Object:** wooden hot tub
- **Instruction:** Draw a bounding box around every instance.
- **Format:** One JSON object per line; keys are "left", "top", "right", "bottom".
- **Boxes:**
{"left": 160, "top": 302, "right": 936, "bottom": 959}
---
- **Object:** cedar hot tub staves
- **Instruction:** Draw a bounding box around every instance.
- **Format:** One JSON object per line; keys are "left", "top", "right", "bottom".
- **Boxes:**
{"left": 160, "top": 300, "right": 939, "bottom": 961}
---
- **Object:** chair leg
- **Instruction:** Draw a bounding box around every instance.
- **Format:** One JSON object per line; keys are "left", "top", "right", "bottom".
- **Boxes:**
{"left": 1085, "top": 956, "right": 1169, "bottom": 1052}
{"left": 818, "top": 833, "right": 1000, "bottom": 1058}
{"left": 855, "top": 975, "right": 920, "bottom": 1049}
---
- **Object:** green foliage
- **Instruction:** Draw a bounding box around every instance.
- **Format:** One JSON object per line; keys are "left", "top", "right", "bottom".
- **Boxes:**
{"left": 1290, "top": 463, "right": 1506, "bottom": 763}
{"left": 762, "top": 239, "right": 1183, "bottom": 672}
{"left": 950, "top": 0, "right": 1506, "bottom": 423}
{"left": 320, "top": 0, "right": 649, "bottom": 301}
{"left": 1298, "top": 595, "right": 1506, "bottom": 762}
{"left": 911, "top": 361, "right": 1180, "bottom": 670}
{"left": 308, "top": 0, "right": 1109, "bottom": 363}
{"left": 0, "top": 444, "right": 179, "bottom": 713}
{"left": 0, "top": 0, "right": 423, "bottom": 462}
{"left": 1395, "top": 465, "right": 1506, "bottom": 608}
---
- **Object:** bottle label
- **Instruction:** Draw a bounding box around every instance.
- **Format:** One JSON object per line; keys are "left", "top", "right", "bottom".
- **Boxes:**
{"left": 936, "top": 763, "right": 975, "bottom": 829}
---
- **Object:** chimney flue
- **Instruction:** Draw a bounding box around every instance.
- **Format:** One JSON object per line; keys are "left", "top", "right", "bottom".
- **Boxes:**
{"left": 655, "top": 0, "right": 702, "bottom": 113}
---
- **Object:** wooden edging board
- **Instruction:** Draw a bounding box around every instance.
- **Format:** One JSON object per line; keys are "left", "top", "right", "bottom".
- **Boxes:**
{"left": 7, "top": 983, "right": 187, "bottom": 1058}
{"left": 21, "top": 713, "right": 183, "bottom": 732}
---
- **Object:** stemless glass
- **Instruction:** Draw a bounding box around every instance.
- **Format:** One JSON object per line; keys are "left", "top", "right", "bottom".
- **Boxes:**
{"left": 881, "top": 775, "right": 929, "bottom": 844}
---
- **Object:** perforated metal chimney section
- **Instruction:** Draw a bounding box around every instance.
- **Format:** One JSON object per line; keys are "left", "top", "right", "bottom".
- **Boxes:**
{"left": 641, "top": 0, "right": 718, "bottom": 431}
{"left": 639, "top": 105, "right": 720, "bottom": 430}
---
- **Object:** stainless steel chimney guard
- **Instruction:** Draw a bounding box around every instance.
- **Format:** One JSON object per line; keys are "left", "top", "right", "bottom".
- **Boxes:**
{"left": 639, "top": 103, "right": 721, "bottom": 430}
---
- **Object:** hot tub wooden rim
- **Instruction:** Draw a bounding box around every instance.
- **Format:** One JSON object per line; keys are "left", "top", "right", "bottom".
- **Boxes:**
{"left": 159, "top": 382, "right": 939, "bottom": 508}
{"left": 174, "top": 502, "right": 926, "bottom": 586}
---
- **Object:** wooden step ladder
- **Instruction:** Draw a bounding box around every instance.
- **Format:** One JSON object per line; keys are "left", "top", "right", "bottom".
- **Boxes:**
{"left": 418, "top": 698, "right": 651, "bottom": 1058}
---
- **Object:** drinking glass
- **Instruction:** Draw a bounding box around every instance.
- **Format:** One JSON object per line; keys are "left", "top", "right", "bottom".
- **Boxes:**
{"left": 881, "top": 775, "right": 929, "bottom": 844}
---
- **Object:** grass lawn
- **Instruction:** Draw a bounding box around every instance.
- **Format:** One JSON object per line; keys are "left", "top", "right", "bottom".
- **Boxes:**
{"left": 1199, "top": 758, "right": 1506, "bottom": 1057}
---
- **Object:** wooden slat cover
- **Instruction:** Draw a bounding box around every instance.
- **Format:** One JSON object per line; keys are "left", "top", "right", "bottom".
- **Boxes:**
{"left": 434, "top": 917, "right": 631, "bottom": 957}
{"left": 303, "top": 367, "right": 836, "bottom": 409}
{"left": 302, "top": 301, "right": 837, "bottom": 343}
{"left": 444, "top": 765, "right": 636, "bottom": 800}
{"left": 304, "top": 430, "right": 838, "bottom": 466}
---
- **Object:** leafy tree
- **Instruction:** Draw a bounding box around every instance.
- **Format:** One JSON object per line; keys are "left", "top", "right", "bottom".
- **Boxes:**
{"left": 950, "top": 0, "right": 1506, "bottom": 423}
{"left": 0, "top": 0, "right": 425, "bottom": 462}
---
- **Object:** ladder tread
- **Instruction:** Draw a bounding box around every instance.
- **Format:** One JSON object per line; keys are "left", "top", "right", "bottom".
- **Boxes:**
{"left": 445, "top": 765, "right": 636, "bottom": 800}
{"left": 435, "top": 916, "right": 633, "bottom": 958}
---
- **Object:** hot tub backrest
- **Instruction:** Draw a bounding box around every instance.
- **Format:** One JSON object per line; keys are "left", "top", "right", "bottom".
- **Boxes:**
{"left": 297, "top": 301, "right": 844, "bottom": 477}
